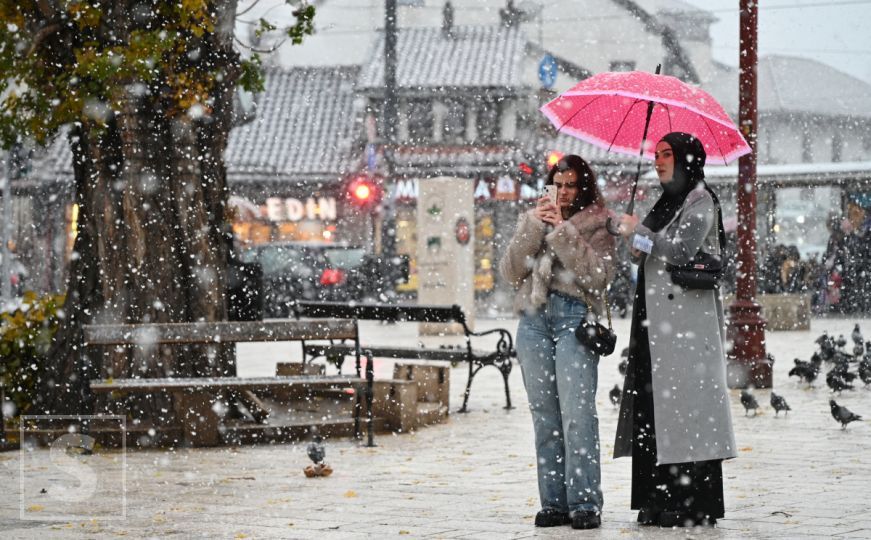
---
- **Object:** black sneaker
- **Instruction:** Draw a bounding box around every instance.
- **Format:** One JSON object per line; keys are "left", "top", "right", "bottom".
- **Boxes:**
{"left": 571, "top": 510, "right": 601, "bottom": 529}
{"left": 534, "top": 508, "right": 570, "bottom": 527}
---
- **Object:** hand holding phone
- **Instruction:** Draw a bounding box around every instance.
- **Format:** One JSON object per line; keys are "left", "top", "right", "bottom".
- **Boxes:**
{"left": 543, "top": 184, "right": 557, "bottom": 206}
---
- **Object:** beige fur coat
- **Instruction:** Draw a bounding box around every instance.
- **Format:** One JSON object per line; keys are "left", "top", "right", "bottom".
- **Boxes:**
{"left": 499, "top": 204, "right": 616, "bottom": 317}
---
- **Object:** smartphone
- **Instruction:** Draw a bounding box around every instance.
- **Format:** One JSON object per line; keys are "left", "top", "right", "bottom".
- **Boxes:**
{"left": 543, "top": 184, "right": 557, "bottom": 205}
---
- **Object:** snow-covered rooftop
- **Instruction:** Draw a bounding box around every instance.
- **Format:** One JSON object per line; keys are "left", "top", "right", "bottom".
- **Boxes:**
{"left": 357, "top": 25, "right": 527, "bottom": 92}
{"left": 226, "top": 66, "right": 361, "bottom": 184}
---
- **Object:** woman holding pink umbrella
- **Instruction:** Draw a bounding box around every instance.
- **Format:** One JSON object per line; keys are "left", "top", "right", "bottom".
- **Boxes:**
{"left": 615, "top": 132, "right": 736, "bottom": 528}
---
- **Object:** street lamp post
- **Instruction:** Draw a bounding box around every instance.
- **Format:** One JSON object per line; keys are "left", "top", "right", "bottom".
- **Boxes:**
{"left": 727, "top": 0, "right": 772, "bottom": 388}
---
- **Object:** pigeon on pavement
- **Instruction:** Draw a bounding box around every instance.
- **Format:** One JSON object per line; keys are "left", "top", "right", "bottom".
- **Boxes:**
{"left": 770, "top": 393, "right": 791, "bottom": 417}
{"left": 609, "top": 384, "right": 622, "bottom": 407}
{"left": 740, "top": 390, "right": 759, "bottom": 416}
{"left": 830, "top": 400, "right": 862, "bottom": 429}
{"left": 307, "top": 433, "right": 326, "bottom": 465}
{"left": 826, "top": 369, "right": 855, "bottom": 393}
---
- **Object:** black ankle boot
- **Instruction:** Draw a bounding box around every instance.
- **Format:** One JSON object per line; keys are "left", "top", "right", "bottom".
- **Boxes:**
{"left": 570, "top": 510, "right": 601, "bottom": 529}
{"left": 534, "top": 508, "right": 570, "bottom": 527}
{"left": 637, "top": 507, "right": 661, "bottom": 526}
{"left": 658, "top": 510, "right": 717, "bottom": 527}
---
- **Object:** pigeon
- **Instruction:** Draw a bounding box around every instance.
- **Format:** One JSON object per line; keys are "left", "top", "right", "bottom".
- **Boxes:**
{"left": 618, "top": 347, "right": 630, "bottom": 376}
{"left": 303, "top": 432, "right": 333, "bottom": 477}
{"left": 609, "top": 384, "right": 622, "bottom": 407}
{"left": 789, "top": 358, "right": 819, "bottom": 385}
{"left": 770, "top": 392, "right": 791, "bottom": 416}
{"left": 830, "top": 400, "right": 862, "bottom": 429}
{"left": 852, "top": 323, "right": 863, "bottom": 346}
{"left": 826, "top": 370, "right": 854, "bottom": 393}
{"left": 307, "top": 433, "right": 326, "bottom": 465}
{"left": 740, "top": 390, "right": 759, "bottom": 416}
{"left": 857, "top": 357, "right": 871, "bottom": 386}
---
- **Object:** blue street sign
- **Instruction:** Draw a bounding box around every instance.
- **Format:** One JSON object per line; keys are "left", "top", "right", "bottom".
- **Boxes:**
{"left": 538, "top": 54, "right": 558, "bottom": 89}
{"left": 366, "top": 144, "right": 377, "bottom": 171}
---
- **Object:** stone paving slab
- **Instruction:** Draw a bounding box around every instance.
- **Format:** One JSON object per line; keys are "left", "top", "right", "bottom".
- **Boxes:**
{"left": 2, "top": 316, "right": 871, "bottom": 539}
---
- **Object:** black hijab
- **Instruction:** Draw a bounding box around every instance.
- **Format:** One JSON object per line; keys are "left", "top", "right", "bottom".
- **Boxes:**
{"left": 642, "top": 132, "right": 707, "bottom": 233}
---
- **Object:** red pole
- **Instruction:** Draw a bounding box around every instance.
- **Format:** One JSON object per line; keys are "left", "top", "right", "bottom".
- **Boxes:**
{"left": 727, "top": 0, "right": 772, "bottom": 388}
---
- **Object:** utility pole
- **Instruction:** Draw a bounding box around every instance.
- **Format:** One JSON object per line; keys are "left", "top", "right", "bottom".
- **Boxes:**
{"left": 727, "top": 0, "right": 771, "bottom": 388}
{"left": 378, "top": 0, "right": 399, "bottom": 290}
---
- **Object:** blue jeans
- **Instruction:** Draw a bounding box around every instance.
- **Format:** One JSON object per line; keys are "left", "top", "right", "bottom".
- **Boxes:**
{"left": 516, "top": 292, "right": 602, "bottom": 514}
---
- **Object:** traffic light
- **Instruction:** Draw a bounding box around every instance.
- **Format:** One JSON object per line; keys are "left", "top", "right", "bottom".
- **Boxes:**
{"left": 546, "top": 150, "right": 564, "bottom": 169}
{"left": 346, "top": 175, "right": 382, "bottom": 209}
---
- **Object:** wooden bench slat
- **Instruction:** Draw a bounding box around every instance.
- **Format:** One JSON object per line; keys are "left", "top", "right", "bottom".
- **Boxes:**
{"left": 83, "top": 319, "right": 358, "bottom": 345}
{"left": 296, "top": 301, "right": 465, "bottom": 324}
{"left": 89, "top": 375, "right": 363, "bottom": 393}
{"left": 307, "top": 343, "right": 487, "bottom": 362}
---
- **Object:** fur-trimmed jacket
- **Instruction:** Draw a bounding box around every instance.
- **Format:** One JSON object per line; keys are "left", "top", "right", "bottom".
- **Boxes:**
{"left": 499, "top": 204, "right": 616, "bottom": 317}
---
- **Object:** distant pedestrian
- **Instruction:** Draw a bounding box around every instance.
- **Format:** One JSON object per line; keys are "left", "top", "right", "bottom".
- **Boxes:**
{"left": 499, "top": 155, "right": 615, "bottom": 529}
{"left": 615, "top": 132, "right": 737, "bottom": 528}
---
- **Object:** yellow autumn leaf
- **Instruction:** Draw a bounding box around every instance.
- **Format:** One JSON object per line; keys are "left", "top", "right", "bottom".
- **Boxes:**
{"left": 26, "top": 504, "right": 44, "bottom": 512}
{"left": 399, "top": 531, "right": 410, "bottom": 535}
{"left": 739, "top": 446, "right": 753, "bottom": 452}
{"left": 343, "top": 490, "right": 357, "bottom": 498}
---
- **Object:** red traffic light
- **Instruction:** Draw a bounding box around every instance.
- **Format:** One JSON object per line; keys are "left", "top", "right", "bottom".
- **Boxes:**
{"left": 347, "top": 176, "right": 381, "bottom": 207}
{"left": 546, "top": 151, "right": 564, "bottom": 169}
{"left": 518, "top": 162, "right": 534, "bottom": 175}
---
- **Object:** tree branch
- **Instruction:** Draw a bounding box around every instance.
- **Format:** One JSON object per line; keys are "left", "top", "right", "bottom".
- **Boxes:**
{"left": 26, "top": 22, "right": 62, "bottom": 57}
{"left": 233, "top": 34, "right": 285, "bottom": 54}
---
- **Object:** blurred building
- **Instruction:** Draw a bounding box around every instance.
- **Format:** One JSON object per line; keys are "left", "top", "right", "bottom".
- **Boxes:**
{"left": 8, "top": 0, "right": 871, "bottom": 312}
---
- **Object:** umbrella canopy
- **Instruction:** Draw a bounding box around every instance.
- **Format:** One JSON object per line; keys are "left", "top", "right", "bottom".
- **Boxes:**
{"left": 540, "top": 71, "right": 751, "bottom": 165}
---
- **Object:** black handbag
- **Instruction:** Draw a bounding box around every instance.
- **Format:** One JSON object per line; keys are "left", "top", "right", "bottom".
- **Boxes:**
{"left": 668, "top": 252, "right": 723, "bottom": 290}
{"left": 574, "top": 289, "right": 616, "bottom": 356}
{"left": 667, "top": 186, "right": 727, "bottom": 291}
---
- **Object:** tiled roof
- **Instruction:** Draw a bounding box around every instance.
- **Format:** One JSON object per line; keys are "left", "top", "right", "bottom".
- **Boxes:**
{"left": 357, "top": 25, "right": 527, "bottom": 92}
{"left": 31, "top": 67, "right": 364, "bottom": 186}
{"left": 704, "top": 55, "right": 871, "bottom": 119}
{"left": 227, "top": 66, "right": 362, "bottom": 183}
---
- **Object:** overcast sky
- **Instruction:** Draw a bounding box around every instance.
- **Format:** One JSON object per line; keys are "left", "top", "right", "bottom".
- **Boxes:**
{"left": 682, "top": 0, "right": 871, "bottom": 84}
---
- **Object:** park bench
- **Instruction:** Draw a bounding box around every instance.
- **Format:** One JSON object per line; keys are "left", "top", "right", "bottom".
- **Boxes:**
{"left": 294, "top": 300, "right": 515, "bottom": 412}
{"left": 83, "top": 319, "right": 375, "bottom": 447}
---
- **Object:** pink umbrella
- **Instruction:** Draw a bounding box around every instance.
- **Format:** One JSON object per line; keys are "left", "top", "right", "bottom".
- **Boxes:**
{"left": 540, "top": 65, "right": 749, "bottom": 233}
{"left": 540, "top": 68, "right": 750, "bottom": 164}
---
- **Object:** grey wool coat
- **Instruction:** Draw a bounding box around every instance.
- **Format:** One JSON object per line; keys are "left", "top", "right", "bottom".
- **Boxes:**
{"left": 614, "top": 187, "right": 737, "bottom": 465}
{"left": 499, "top": 204, "right": 616, "bottom": 318}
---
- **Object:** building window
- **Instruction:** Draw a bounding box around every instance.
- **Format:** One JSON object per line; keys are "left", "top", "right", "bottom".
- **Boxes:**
{"left": 801, "top": 131, "right": 813, "bottom": 163}
{"left": 367, "top": 101, "right": 385, "bottom": 140}
{"left": 407, "top": 99, "right": 433, "bottom": 143}
{"left": 609, "top": 60, "right": 636, "bottom": 72}
{"left": 442, "top": 99, "right": 466, "bottom": 144}
{"left": 476, "top": 99, "right": 501, "bottom": 142}
{"left": 832, "top": 131, "right": 843, "bottom": 162}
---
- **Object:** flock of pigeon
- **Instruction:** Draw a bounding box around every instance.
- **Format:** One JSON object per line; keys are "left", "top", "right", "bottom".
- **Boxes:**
{"left": 742, "top": 323, "right": 868, "bottom": 429}
{"left": 608, "top": 324, "right": 868, "bottom": 430}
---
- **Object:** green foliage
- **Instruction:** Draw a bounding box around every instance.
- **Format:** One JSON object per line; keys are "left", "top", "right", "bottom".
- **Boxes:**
{"left": 1, "top": 292, "right": 65, "bottom": 418}
{"left": 286, "top": 4, "right": 316, "bottom": 45}
{"left": 239, "top": 54, "right": 265, "bottom": 94}
{"left": 0, "top": 1, "right": 316, "bottom": 150}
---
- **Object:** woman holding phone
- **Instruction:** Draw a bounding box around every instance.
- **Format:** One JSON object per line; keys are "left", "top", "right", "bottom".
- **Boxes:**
{"left": 499, "top": 155, "right": 616, "bottom": 529}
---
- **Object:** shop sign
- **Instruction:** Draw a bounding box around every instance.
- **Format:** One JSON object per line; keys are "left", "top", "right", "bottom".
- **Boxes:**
{"left": 393, "top": 177, "right": 539, "bottom": 203}
{"left": 265, "top": 197, "right": 337, "bottom": 222}
{"left": 495, "top": 175, "right": 517, "bottom": 201}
